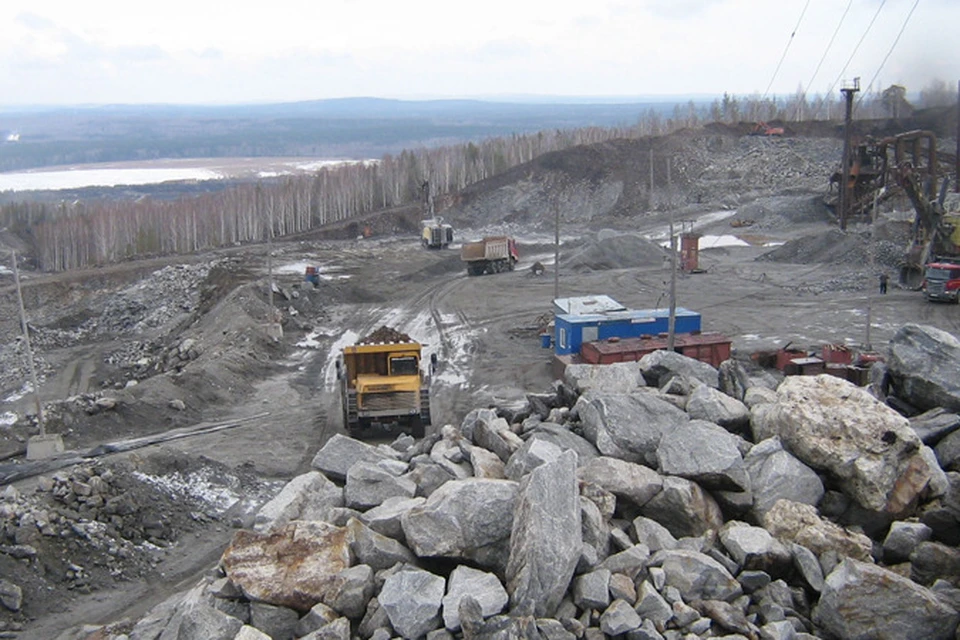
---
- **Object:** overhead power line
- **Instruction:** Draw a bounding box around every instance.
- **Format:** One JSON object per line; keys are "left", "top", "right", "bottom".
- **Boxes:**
{"left": 802, "top": 0, "right": 852, "bottom": 99}
{"left": 825, "top": 0, "right": 887, "bottom": 100}
{"left": 857, "top": 0, "right": 921, "bottom": 107}
{"left": 762, "top": 0, "right": 811, "bottom": 101}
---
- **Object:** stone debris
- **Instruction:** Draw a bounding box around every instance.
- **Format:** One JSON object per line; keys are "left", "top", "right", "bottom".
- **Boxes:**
{"left": 0, "top": 317, "right": 955, "bottom": 639}
{"left": 62, "top": 324, "right": 955, "bottom": 640}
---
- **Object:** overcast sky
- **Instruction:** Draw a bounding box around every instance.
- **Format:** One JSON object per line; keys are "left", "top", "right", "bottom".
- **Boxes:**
{"left": 1, "top": 0, "right": 955, "bottom": 106}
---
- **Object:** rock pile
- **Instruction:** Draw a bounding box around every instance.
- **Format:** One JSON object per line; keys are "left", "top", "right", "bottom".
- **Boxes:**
{"left": 0, "top": 455, "right": 276, "bottom": 629}
{"left": 122, "top": 324, "right": 960, "bottom": 640}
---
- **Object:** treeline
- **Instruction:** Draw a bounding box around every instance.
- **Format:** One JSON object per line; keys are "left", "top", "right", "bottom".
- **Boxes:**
{"left": 2, "top": 82, "right": 955, "bottom": 272}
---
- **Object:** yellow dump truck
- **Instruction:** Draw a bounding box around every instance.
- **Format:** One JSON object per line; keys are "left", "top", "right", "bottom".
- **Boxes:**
{"left": 336, "top": 326, "right": 433, "bottom": 438}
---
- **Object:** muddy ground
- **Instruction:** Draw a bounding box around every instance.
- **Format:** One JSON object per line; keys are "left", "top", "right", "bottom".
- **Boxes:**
{"left": 1, "top": 131, "right": 960, "bottom": 638}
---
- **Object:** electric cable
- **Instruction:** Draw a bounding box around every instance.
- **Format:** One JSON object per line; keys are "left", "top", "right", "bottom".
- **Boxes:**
{"left": 824, "top": 0, "right": 887, "bottom": 101}
{"left": 798, "top": 0, "right": 852, "bottom": 118}
{"left": 761, "top": 0, "right": 811, "bottom": 101}
{"left": 856, "top": 0, "right": 921, "bottom": 109}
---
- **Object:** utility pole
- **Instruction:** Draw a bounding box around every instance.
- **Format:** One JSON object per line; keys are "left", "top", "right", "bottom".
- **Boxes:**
{"left": 649, "top": 147, "right": 655, "bottom": 209}
{"left": 865, "top": 188, "right": 881, "bottom": 351}
{"left": 554, "top": 201, "right": 560, "bottom": 304}
{"left": 839, "top": 78, "right": 860, "bottom": 231}
{"left": 955, "top": 80, "right": 959, "bottom": 193}
{"left": 260, "top": 183, "right": 282, "bottom": 341}
{"left": 11, "top": 251, "right": 44, "bottom": 435}
{"left": 667, "top": 207, "right": 677, "bottom": 352}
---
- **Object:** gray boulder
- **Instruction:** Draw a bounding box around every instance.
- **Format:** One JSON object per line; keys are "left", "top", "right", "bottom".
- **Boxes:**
{"left": 459, "top": 408, "right": 499, "bottom": 443}
{"left": 640, "top": 476, "right": 724, "bottom": 539}
{"left": 346, "top": 518, "right": 417, "bottom": 572}
{"left": 632, "top": 516, "right": 679, "bottom": 552}
{"left": 311, "top": 434, "right": 399, "bottom": 480}
{"left": 253, "top": 471, "right": 344, "bottom": 533}
{"left": 814, "top": 558, "right": 960, "bottom": 640}
{"left": 651, "top": 549, "right": 743, "bottom": 602}
{"left": 401, "top": 478, "right": 518, "bottom": 571}
{"left": 506, "top": 451, "right": 582, "bottom": 617}
{"left": 910, "top": 408, "right": 960, "bottom": 445}
{"left": 441, "top": 565, "right": 508, "bottom": 632}
{"left": 473, "top": 416, "right": 524, "bottom": 463}
{"left": 656, "top": 420, "right": 748, "bottom": 492}
{"left": 564, "top": 361, "right": 646, "bottom": 395}
{"left": 718, "top": 359, "right": 752, "bottom": 401}
{"left": 504, "top": 438, "right": 563, "bottom": 480}
{"left": 883, "top": 520, "right": 933, "bottom": 564}
{"left": 577, "top": 456, "right": 663, "bottom": 509}
{"left": 743, "top": 437, "right": 824, "bottom": 517}
{"left": 360, "top": 496, "right": 426, "bottom": 541}
{"left": 572, "top": 568, "right": 611, "bottom": 610}
{"left": 888, "top": 324, "right": 960, "bottom": 412}
{"left": 686, "top": 385, "right": 750, "bottom": 430}
{"left": 525, "top": 423, "right": 600, "bottom": 466}
{"left": 344, "top": 461, "right": 416, "bottom": 510}
{"left": 577, "top": 392, "right": 689, "bottom": 466}
{"left": 178, "top": 603, "right": 244, "bottom": 640}
{"left": 638, "top": 350, "right": 720, "bottom": 388}
{"left": 719, "top": 521, "right": 792, "bottom": 575}
{"left": 379, "top": 567, "right": 445, "bottom": 639}
{"left": 249, "top": 602, "right": 299, "bottom": 640}
{"left": 599, "top": 599, "right": 642, "bottom": 635}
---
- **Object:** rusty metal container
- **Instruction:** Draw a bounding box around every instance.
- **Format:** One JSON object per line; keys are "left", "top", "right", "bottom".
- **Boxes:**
{"left": 680, "top": 234, "right": 700, "bottom": 272}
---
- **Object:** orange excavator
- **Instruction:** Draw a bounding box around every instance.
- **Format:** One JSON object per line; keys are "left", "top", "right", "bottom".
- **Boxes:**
{"left": 751, "top": 122, "right": 785, "bottom": 137}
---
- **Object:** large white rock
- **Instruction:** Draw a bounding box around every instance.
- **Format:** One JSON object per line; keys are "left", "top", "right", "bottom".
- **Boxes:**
{"left": 761, "top": 375, "right": 932, "bottom": 515}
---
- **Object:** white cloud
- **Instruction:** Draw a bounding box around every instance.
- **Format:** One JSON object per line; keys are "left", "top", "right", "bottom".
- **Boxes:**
{"left": 0, "top": 0, "right": 955, "bottom": 104}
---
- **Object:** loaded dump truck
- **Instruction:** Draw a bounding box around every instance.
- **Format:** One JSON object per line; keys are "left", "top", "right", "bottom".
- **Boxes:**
{"left": 336, "top": 326, "right": 433, "bottom": 438}
{"left": 421, "top": 218, "right": 454, "bottom": 249}
{"left": 460, "top": 236, "right": 519, "bottom": 275}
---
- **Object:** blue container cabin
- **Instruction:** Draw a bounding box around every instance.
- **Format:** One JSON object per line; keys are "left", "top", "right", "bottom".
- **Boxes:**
{"left": 553, "top": 307, "right": 702, "bottom": 356}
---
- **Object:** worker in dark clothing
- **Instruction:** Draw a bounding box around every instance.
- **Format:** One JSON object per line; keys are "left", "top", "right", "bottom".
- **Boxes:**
{"left": 879, "top": 273, "right": 889, "bottom": 294}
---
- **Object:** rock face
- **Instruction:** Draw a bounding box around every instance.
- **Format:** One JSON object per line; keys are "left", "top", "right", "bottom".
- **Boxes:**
{"left": 888, "top": 324, "right": 960, "bottom": 412}
{"left": 814, "top": 558, "right": 960, "bottom": 640}
{"left": 506, "top": 451, "right": 582, "bottom": 617}
{"left": 761, "top": 375, "right": 930, "bottom": 515}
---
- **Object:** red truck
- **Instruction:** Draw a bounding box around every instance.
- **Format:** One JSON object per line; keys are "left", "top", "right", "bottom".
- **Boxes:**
{"left": 923, "top": 262, "right": 960, "bottom": 303}
{"left": 460, "top": 236, "right": 519, "bottom": 276}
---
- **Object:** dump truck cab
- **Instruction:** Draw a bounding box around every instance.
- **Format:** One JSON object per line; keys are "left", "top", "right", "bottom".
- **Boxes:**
{"left": 337, "top": 326, "right": 432, "bottom": 438}
{"left": 923, "top": 262, "right": 960, "bottom": 303}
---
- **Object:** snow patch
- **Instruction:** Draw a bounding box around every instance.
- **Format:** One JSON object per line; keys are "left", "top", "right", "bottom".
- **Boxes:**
{"left": 0, "top": 411, "right": 17, "bottom": 426}
{"left": 132, "top": 469, "right": 241, "bottom": 513}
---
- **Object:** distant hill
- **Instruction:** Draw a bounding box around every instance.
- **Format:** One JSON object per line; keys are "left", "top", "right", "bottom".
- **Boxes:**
{"left": 0, "top": 97, "right": 699, "bottom": 173}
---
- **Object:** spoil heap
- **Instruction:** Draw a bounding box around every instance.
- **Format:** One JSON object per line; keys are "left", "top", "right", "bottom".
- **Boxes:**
{"left": 109, "top": 323, "right": 960, "bottom": 640}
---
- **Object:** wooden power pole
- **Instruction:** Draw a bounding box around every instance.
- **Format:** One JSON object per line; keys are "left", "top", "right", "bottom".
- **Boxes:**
{"left": 839, "top": 78, "right": 860, "bottom": 230}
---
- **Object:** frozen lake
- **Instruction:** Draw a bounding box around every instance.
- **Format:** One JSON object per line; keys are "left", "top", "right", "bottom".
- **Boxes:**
{"left": 0, "top": 157, "right": 372, "bottom": 192}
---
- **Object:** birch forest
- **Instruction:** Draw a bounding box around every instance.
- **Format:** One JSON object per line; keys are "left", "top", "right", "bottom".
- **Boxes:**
{"left": 1, "top": 83, "right": 952, "bottom": 272}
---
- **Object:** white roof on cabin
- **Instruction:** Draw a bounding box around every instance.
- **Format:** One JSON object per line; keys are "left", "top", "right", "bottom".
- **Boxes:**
{"left": 553, "top": 295, "right": 626, "bottom": 316}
